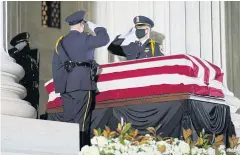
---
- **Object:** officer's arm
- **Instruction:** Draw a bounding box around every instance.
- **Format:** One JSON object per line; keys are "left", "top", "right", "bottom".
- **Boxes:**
{"left": 86, "top": 21, "right": 110, "bottom": 49}
{"left": 108, "top": 28, "right": 136, "bottom": 57}
{"left": 107, "top": 35, "right": 126, "bottom": 57}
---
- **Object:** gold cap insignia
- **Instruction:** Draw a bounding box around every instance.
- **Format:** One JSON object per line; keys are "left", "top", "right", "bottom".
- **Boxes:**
{"left": 136, "top": 16, "right": 139, "bottom": 23}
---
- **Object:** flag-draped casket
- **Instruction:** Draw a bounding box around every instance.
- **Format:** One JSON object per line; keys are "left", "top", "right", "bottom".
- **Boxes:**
{"left": 45, "top": 54, "right": 225, "bottom": 110}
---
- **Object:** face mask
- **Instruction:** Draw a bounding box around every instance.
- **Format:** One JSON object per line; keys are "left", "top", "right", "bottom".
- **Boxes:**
{"left": 135, "top": 29, "right": 146, "bottom": 39}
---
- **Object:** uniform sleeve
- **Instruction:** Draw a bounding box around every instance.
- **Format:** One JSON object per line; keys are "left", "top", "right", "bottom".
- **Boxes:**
{"left": 155, "top": 42, "right": 164, "bottom": 56}
{"left": 86, "top": 27, "right": 110, "bottom": 49}
{"left": 107, "top": 35, "right": 126, "bottom": 57}
{"left": 107, "top": 28, "right": 137, "bottom": 57}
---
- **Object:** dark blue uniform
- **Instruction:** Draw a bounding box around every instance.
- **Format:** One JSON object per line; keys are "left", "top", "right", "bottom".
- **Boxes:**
{"left": 108, "top": 15, "right": 164, "bottom": 60}
{"left": 8, "top": 32, "right": 40, "bottom": 116}
{"left": 108, "top": 37, "right": 163, "bottom": 60}
{"left": 52, "top": 10, "right": 110, "bottom": 150}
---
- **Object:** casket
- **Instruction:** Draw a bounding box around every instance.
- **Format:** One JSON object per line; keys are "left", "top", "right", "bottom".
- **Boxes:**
{"left": 45, "top": 54, "right": 225, "bottom": 112}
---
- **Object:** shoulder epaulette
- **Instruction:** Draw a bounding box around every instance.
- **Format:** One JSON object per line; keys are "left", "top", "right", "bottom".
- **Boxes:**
{"left": 55, "top": 36, "right": 63, "bottom": 55}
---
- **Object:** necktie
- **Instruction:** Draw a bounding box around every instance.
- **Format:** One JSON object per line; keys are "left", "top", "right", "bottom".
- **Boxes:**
{"left": 136, "top": 42, "right": 142, "bottom": 59}
{"left": 139, "top": 42, "right": 142, "bottom": 47}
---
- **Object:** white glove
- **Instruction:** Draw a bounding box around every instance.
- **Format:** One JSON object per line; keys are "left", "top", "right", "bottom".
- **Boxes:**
{"left": 15, "top": 42, "right": 27, "bottom": 51}
{"left": 119, "top": 27, "right": 136, "bottom": 38}
{"left": 121, "top": 27, "right": 138, "bottom": 46}
{"left": 87, "top": 21, "right": 101, "bottom": 32}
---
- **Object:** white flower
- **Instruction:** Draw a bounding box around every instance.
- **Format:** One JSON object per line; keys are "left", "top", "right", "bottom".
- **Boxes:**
{"left": 207, "top": 147, "right": 215, "bottom": 155}
{"left": 190, "top": 147, "right": 207, "bottom": 155}
{"left": 227, "top": 148, "right": 235, "bottom": 153}
{"left": 178, "top": 141, "right": 190, "bottom": 154}
{"left": 79, "top": 145, "right": 100, "bottom": 155}
{"left": 90, "top": 136, "right": 108, "bottom": 147}
{"left": 191, "top": 147, "right": 199, "bottom": 155}
{"left": 219, "top": 145, "right": 226, "bottom": 150}
{"left": 86, "top": 135, "right": 239, "bottom": 155}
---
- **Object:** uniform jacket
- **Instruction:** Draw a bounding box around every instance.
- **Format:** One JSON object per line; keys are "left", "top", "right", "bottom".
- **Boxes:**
{"left": 52, "top": 27, "right": 110, "bottom": 93}
{"left": 108, "top": 35, "right": 164, "bottom": 60}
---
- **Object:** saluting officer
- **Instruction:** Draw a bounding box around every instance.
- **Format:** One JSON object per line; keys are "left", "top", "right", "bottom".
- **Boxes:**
{"left": 108, "top": 15, "right": 164, "bottom": 60}
{"left": 52, "top": 10, "right": 110, "bottom": 150}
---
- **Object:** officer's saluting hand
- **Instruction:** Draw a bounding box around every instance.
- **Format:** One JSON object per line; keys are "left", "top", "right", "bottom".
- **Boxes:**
{"left": 52, "top": 10, "right": 110, "bottom": 151}
{"left": 85, "top": 20, "right": 110, "bottom": 49}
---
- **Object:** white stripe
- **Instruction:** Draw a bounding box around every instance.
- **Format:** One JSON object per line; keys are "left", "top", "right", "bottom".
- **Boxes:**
{"left": 101, "top": 59, "right": 194, "bottom": 74}
{"left": 186, "top": 55, "right": 205, "bottom": 81}
{"left": 200, "top": 59, "right": 216, "bottom": 81}
{"left": 208, "top": 80, "right": 224, "bottom": 90}
{"left": 45, "top": 79, "right": 53, "bottom": 87}
{"left": 46, "top": 79, "right": 224, "bottom": 98}
{"left": 97, "top": 74, "right": 207, "bottom": 92}
{"left": 48, "top": 91, "right": 60, "bottom": 102}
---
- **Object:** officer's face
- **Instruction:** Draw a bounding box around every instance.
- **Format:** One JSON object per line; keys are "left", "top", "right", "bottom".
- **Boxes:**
{"left": 135, "top": 25, "right": 150, "bottom": 34}
{"left": 79, "top": 22, "right": 85, "bottom": 32}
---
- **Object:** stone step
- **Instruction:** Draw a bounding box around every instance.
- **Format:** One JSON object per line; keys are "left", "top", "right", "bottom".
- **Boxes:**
{"left": 1, "top": 115, "right": 79, "bottom": 155}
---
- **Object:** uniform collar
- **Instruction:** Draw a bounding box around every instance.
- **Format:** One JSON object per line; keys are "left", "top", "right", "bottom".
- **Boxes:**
{"left": 70, "top": 29, "right": 82, "bottom": 33}
{"left": 139, "top": 37, "right": 150, "bottom": 45}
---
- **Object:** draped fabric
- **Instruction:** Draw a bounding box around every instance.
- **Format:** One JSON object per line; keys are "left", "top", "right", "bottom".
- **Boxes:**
{"left": 45, "top": 54, "right": 226, "bottom": 111}
{"left": 46, "top": 99, "right": 235, "bottom": 146}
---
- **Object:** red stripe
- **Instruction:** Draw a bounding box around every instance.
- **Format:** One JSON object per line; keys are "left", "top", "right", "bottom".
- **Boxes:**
{"left": 98, "top": 66, "right": 196, "bottom": 82}
{"left": 209, "top": 87, "right": 224, "bottom": 97}
{"left": 46, "top": 97, "right": 63, "bottom": 109}
{"left": 46, "top": 85, "right": 224, "bottom": 109}
{"left": 190, "top": 55, "right": 210, "bottom": 83}
{"left": 206, "top": 61, "right": 223, "bottom": 82}
{"left": 100, "top": 55, "right": 193, "bottom": 68}
{"left": 215, "top": 73, "right": 224, "bottom": 83}
{"left": 45, "top": 82, "right": 55, "bottom": 94}
{"left": 96, "top": 84, "right": 224, "bottom": 102}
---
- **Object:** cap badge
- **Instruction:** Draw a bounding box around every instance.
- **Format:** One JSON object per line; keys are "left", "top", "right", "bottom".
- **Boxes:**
{"left": 136, "top": 16, "right": 139, "bottom": 23}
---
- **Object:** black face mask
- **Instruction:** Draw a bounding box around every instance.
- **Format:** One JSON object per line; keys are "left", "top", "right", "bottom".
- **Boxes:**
{"left": 135, "top": 29, "right": 146, "bottom": 39}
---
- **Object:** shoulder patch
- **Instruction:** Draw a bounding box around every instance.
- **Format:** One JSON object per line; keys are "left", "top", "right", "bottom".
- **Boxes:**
{"left": 159, "top": 44, "right": 164, "bottom": 52}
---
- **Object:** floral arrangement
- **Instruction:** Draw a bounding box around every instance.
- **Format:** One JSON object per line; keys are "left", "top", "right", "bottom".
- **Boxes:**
{"left": 79, "top": 123, "right": 240, "bottom": 155}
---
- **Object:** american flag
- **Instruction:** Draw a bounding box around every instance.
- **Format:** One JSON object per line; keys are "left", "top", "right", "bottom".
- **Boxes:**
{"left": 45, "top": 54, "right": 224, "bottom": 110}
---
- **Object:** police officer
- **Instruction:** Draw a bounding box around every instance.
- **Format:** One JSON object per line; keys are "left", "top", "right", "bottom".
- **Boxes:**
{"left": 108, "top": 16, "right": 164, "bottom": 60}
{"left": 8, "top": 32, "right": 40, "bottom": 115}
{"left": 52, "top": 10, "right": 110, "bottom": 150}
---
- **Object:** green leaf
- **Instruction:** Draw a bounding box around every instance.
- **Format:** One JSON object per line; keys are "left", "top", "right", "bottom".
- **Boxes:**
{"left": 215, "top": 148, "right": 221, "bottom": 155}
{"left": 122, "top": 123, "right": 132, "bottom": 134}
{"left": 120, "top": 138, "right": 125, "bottom": 145}
{"left": 155, "top": 124, "right": 162, "bottom": 131}
{"left": 98, "top": 128, "right": 102, "bottom": 135}
{"left": 103, "top": 153, "right": 114, "bottom": 155}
